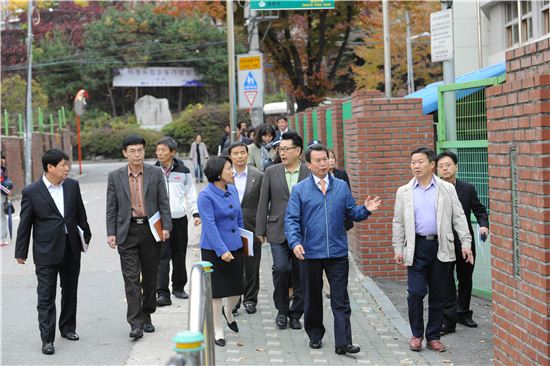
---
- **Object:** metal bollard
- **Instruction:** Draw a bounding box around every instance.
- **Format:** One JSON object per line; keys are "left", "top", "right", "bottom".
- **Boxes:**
{"left": 166, "top": 330, "right": 205, "bottom": 366}
{"left": 188, "top": 261, "right": 215, "bottom": 366}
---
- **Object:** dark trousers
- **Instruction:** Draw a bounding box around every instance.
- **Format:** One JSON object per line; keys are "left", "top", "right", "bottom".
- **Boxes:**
{"left": 243, "top": 241, "right": 262, "bottom": 305}
{"left": 118, "top": 222, "right": 161, "bottom": 328}
{"left": 157, "top": 216, "right": 189, "bottom": 297}
{"left": 300, "top": 257, "right": 352, "bottom": 347}
{"left": 407, "top": 237, "right": 450, "bottom": 341}
{"left": 35, "top": 237, "right": 80, "bottom": 342}
{"left": 270, "top": 241, "right": 303, "bottom": 319}
{"left": 443, "top": 241, "right": 476, "bottom": 326}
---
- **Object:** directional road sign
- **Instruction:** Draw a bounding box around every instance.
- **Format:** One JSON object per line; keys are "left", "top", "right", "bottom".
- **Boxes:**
{"left": 251, "top": 0, "right": 335, "bottom": 11}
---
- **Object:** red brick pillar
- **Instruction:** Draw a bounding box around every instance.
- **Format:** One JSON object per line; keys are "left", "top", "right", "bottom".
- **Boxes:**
{"left": 346, "top": 90, "right": 433, "bottom": 278}
{"left": 2, "top": 137, "right": 25, "bottom": 194}
{"left": 486, "top": 38, "right": 550, "bottom": 366}
{"left": 329, "top": 101, "right": 345, "bottom": 169}
{"left": 304, "top": 109, "right": 313, "bottom": 145}
{"left": 316, "top": 106, "right": 328, "bottom": 145}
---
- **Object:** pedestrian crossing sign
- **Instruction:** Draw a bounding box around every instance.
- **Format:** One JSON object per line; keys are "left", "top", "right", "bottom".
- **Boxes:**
{"left": 244, "top": 72, "right": 258, "bottom": 91}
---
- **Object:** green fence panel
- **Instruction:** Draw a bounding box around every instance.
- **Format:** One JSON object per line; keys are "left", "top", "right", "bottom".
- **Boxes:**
{"left": 3, "top": 110, "right": 8, "bottom": 136}
{"left": 326, "top": 108, "right": 333, "bottom": 149}
{"left": 49, "top": 114, "right": 55, "bottom": 134}
{"left": 294, "top": 115, "right": 300, "bottom": 135}
{"left": 342, "top": 100, "right": 352, "bottom": 168}
{"left": 312, "top": 109, "right": 318, "bottom": 140}
{"left": 17, "top": 114, "right": 23, "bottom": 137}
{"left": 437, "top": 76, "right": 504, "bottom": 300}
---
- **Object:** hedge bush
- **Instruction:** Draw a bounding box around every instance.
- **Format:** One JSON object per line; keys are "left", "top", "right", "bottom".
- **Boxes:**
{"left": 162, "top": 103, "right": 249, "bottom": 155}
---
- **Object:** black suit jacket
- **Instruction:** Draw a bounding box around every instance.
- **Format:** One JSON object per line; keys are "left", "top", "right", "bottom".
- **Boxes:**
{"left": 454, "top": 178, "right": 489, "bottom": 242}
{"left": 15, "top": 177, "right": 92, "bottom": 266}
{"left": 333, "top": 168, "right": 354, "bottom": 231}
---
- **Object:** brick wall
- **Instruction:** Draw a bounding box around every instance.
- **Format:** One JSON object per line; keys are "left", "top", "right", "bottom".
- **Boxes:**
{"left": 486, "top": 37, "right": 550, "bottom": 366}
{"left": 345, "top": 90, "right": 433, "bottom": 278}
{"left": 1, "top": 130, "right": 73, "bottom": 195}
{"left": 304, "top": 109, "right": 313, "bottom": 145}
{"left": 328, "top": 100, "right": 345, "bottom": 169}
{"left": 316, "top": 106, "right": 327, "bottom": 145}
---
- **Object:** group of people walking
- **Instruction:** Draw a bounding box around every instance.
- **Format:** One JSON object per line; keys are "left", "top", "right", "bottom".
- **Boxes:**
{"left": 13, "top": 118, "right": 487, "bottom": 358}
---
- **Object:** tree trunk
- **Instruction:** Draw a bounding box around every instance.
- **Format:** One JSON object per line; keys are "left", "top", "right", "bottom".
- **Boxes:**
{"left": 108, "top": 87, "right": 117, "bottom": 116}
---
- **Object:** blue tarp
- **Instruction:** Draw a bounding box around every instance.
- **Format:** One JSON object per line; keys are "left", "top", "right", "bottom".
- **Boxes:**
{"left": 404, "top": 62, "right": 506, "bottom": 115}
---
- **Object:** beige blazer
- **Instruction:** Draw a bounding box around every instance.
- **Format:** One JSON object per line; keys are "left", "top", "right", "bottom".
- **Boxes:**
{"left": 392, "top": 175, "right": 471, "bottom": 266}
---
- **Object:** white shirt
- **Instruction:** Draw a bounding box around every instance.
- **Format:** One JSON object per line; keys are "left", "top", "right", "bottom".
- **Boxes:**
{"left": 233, "top": 167, "right": 248, "bottom": 203}
{"left": 43, "top": 175, "right": 67, "bottom": 233}
{"left": 43, "top": 175, "right": 65, "bottom": 217}
{"left": 312, "top": 174, "right": 329, "bottom": 192}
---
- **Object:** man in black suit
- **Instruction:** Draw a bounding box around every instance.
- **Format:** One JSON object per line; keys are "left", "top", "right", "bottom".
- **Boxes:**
{"left": 106, "top": 135, "right": 172, "bottom": 340}
{"left": 228, "top": 142, "right": 264, "bottom": 315}
{"left": 15, "top": 149, "right": 92, "bottom": 355}
{"left": 436, "top": 151, "right": 489, "bottom": 334}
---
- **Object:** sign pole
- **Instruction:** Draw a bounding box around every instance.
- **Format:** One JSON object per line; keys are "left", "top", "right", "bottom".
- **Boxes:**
{"left": 227, "top": 0, "right": 237, "bottom": 143}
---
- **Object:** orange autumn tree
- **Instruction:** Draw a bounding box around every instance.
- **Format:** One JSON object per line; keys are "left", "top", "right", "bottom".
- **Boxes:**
{"left": 353, "top": 1, "right": 441, "bottom": 96}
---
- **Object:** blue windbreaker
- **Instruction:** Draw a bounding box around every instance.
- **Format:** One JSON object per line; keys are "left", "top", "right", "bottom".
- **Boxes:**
{"left": 285, "top": 174, "right": 371, "bottom": 259}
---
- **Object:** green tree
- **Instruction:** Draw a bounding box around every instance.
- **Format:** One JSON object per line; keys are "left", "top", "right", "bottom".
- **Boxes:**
{"left": 34, "top": 31, "right": 82, "bottom": 109}
{"left": 1, "top": 74, "right": 48, "bottom": 116}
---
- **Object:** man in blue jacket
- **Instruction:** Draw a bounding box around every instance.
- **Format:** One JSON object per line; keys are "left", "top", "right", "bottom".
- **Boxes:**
{"left": 285, "top": 144, "right": 381, "bottom": 355}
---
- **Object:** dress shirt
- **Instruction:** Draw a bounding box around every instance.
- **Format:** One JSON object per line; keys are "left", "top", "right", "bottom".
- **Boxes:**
{"left": 42, "top": 175, "right": 67, "bottom": 233}
{"left": 233, "top": 167, "right": 248, "bottom": 203}
{"left": 285, "top": 163, "right": 301, "bottom": 193}
{"left": 128, "top": 165, "right": 146, "bottom": 217}
{"left": 312, "top": 174, "right": 330, "bottom": 193}
{"left": 412, "top": 177, "right": 437, "bottom": 235}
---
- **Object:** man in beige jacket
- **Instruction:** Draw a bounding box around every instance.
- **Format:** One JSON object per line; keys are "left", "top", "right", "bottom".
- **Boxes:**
{"left": 392, "top": 147, "right": 472, "bottom": 353}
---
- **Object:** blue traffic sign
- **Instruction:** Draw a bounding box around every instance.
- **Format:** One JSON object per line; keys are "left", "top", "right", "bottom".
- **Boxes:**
{"left": 244, "top": 72, "right": 258, "bottom": 90}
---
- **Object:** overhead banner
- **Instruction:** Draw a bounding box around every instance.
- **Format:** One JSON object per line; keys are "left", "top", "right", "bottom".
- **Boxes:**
{"left": 237, "top": 53, "right": 264, "bottom": 110}
{"left": 113, "top": 67, "right": 203, "bottom": 87}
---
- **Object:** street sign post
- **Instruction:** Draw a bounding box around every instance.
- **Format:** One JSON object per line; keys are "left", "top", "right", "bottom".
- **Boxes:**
{"left": 250, "top": 0, "right": 335, "bottom": 10}
{"left": 74, "top": 89, "right": 88, "bottom": 175}
{"left": 430, "top": 9, "right": 453, "bottom": 62}
{"left": 237, "top": 54, "right": 264, "bottom": 110}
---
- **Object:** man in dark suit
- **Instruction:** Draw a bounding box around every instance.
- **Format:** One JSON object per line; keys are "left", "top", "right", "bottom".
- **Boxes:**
{"left": 274, "top": 116, "right": 294, "bottom": 141}
{"left": 15, "top": 149, "right": 92, "bottom": 355}
{"left": 436, "top": 151, "right": 489, "bottom": 334}
{"left": 256, "top": 131, "right": 309, "bottom": 330}
{"left": 106, "top": 135, "right": 172, "bottom": 340}
{"left": 228, "top": 142, "right": 264, "bottom": 315}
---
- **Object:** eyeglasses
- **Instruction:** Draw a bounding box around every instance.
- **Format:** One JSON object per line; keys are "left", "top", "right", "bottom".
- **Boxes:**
{"left": 277, "top": 146, "right": 298, "bottom": 153}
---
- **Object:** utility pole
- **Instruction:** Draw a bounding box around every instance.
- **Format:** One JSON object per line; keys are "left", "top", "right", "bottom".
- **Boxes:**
{"left": 24, "top": 0, "right": 33, "bottom": 186}
{"left": 227, "top": 0, "right": 237, "bottom": 143}
{"left": 245, "top": 3, "right": 264, "bottom": 128}
{"left": 406, "top": 11, "right": 413, "bottom": 95}
{"left": 441, "top": 1, "right": 456, "bottom": 142}
{"left": 382, "top": 0, "right": 391, "bottom": 97}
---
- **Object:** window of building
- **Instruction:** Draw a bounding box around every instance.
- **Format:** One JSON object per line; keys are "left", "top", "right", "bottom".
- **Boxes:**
{"left": 542, "top": 0, "right": 550, "bottom": 34}
{"left": 505, "top": 1, "right": 534, "bottom": 47}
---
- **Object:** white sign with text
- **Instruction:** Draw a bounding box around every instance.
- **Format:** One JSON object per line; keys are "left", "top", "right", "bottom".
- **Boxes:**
{"left": 430, "top": 9, "right": 454, "bottom": 62}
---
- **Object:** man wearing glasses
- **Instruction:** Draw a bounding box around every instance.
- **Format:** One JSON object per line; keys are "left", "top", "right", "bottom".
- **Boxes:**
{"left": 106, "top": 135, "right": 171, "bottom": 340}
{"left": 256, "top": 131, "right": 309, "bottom": 330}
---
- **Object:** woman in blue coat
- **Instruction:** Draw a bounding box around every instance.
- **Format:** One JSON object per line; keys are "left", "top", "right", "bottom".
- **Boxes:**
{"left": 198, "top": 156, "right": 244, "bottom": 347}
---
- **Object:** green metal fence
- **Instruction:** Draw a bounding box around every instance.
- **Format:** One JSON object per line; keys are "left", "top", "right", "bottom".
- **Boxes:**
{"left": 325, "top": 108, "right": 333, "bottom": 149}
{"left": 342, "top": 100, "right": 352, "bottom": 169}
{"left": 437, "top": 75, "right": 505, "bottom": 300}
{"left": 1, "top": 107, "right": 67, "bottom": 137}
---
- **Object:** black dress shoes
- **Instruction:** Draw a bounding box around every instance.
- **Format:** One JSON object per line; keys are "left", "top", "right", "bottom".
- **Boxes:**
{"left": 458, "top": 317, "right": 478, "bottom": 328}
{"left": 61, "top": 331, "right": 79, "bottom": 341}
{"left": 215, "top": 338, "right": 226, "bottom": 347}
{"left": 143, "top": 323, "right": 155, "bottom": 333}
{"left": 440, "top": 322, "right": 456, "bottom": 335}
{"left": 275, "top": 314, "right": 288, "bottom": 329}
{"left": 42, "top": 341, "right": 55, "bottom": 355}
{"left": 244, "top": 303, "right": 257, "bottom": 314}
{"left": 289, "top": 318, "right": 302, "bottom": 330}
{"left": 172, "top": 290, "right": 189, "bottom": 299}
{"left": 222, "top": 307, "right": 239, "bottom": 333}
{"left": 129, "top": 328, "right": 143, "bottom": 340}
{"left": 335, "top": 344, "right": 361, "bottom": 355}
{"left": 309, "top": 340, "right": 322, "bottom": 349}
{"left": 157, "top": 295, "right": 172, "bottom": 306}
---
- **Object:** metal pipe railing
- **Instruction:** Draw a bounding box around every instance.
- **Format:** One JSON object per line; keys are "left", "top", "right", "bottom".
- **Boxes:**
{"left": 186, "top": 261, "right": 215, "bottom": 366}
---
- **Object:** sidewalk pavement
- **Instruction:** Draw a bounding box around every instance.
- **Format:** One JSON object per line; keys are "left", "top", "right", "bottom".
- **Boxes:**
{"left": 125, "top": 207, "right": 446, "bottom": 366}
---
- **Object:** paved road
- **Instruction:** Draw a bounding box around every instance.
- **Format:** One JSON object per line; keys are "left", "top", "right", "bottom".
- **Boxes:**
{"left": 1, "top": 160, "right": 491, "bottom": 365}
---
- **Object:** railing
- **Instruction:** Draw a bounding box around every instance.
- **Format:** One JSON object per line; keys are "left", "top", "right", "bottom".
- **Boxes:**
{"left": 1, "top": 107, "right": 67, "bottom": 137}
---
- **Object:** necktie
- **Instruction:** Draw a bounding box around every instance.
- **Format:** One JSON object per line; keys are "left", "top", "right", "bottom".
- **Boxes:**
{"left": 320, "top": 179, "right": 326, "bottom": 195}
